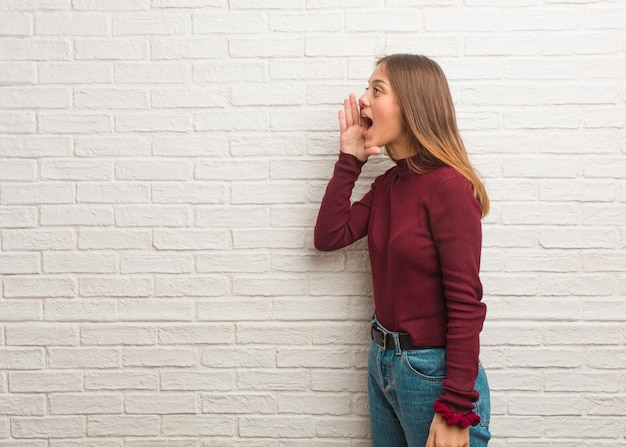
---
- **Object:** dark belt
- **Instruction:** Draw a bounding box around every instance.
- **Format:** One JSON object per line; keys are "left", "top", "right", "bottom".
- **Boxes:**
{"left": 371, "top": 324, "right": 440, "bottom": 351}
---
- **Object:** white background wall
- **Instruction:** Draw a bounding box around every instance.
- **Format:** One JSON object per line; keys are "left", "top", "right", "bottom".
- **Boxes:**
{"left": 0, "top": 0, "right": 625, "bottom": 446}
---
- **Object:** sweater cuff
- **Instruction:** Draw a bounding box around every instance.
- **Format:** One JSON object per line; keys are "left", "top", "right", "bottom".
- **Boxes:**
{"left": 434, "top": 400, "right": 480, "bottom": 429}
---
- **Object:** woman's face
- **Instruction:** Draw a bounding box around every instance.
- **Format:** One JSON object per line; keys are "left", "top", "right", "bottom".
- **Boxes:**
{"left": 358, "top": 64, "right": 410, "bottom": 158}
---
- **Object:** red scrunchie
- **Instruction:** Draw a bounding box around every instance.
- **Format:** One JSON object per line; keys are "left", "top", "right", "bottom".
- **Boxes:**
{"left": 434, "top": 400, "right": 481, "bottom": 428}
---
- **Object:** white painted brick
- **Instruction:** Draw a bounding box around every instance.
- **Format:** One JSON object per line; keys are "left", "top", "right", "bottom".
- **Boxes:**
{"left": 0, "top": 62, "right": 37, "bottom": 84}
{"left": 231, "top": 83, "right": 304, "bottom": 106}
{"left": 152, "top": 87, "right": 228, "bottom": 108}
{"left": 0, "top": 0, "right": 69, "bottom": 9}
{"left": 50, "top": 441, "right": 123, "bottom": 447}
{"left": 39, "top": 62, "right": 112, "bottom": 84}
{"left": 41, "top": 158, "right": 112, "bottom": 180}
{"left": 161, "top": 415, "right": 235, "bottom": 436}
{"left": 153, "top": 229, "right": 228, "bottom": 250}
{"left": 40, "top": 205, "right": 114, "bottom": 226}
{"left": 232, "top": 229, "right": 304, "bottom": 249}
{"left": 197, "top": 252, "right": 269, "bottom": 273}
{"left": 233, "top": 274, "right": 307, "bottom": 296}
{"left": 35, "top": 13, "right": 108, "bottom": 35}
{"left": 193, "top": 60, "right": 266, "bottom": 83}
{"left": 273, "top": 297, "right": 352, "bottom": 321}
{"left": 151, "top": 37, "right": 227, "bottom": 59}
{"left": 9, "top": 371, "right": 82, "bottom": 395}
{"left": 230, "top": 36, "right": 304, "bottom": 58}
{"left": 194, "top": 12, "right": 265, "bottom": 33}
{"left": 44, "top": 251, "right": 118, "bottom": 274}
{"left": 161, "top": 370, "right": 235, "bottom": 391}
{"left": 202, "top": 393, "right": 276, "bottom": 414}
{"left": 201, "top": 347, "right": 275, "bottom": 368}
{"left": 125, "top": 393, "right": 196, "bottom": 414}
{"left": 315, "top": 416, "right": 369, "bottom": 438}
{"left": 81, "top": 324, "right": 156, "bottom": 346}
{"left": 158, "top": 323, "right": 235, "bottom": 344}
{"left": 75, "top": 39, "right": 149, "bottom": 60}
{"left": 118, "top": 298, "right": 195, "bottom": 321}
{"left": 153, "top": 0, "right": 223, "bottom": 7}
{"left": 346, "top": 10, "right": 419, "bottom": 32}
{"left": 11, "top": 416, "right": 84, "bottom": 438}
{"left": 0, "top": 39, "right": 70, "bottom": 60}
{"left": 85, "top": 371, "right": 159, "bottom": 390}
{"left": 0, "top": 14, "right": 33, "bottom": 36}
{"left": 152, "top": 182, "right": 224, "bottom": 204}
{"left": 196, "top": 159, "right": 267, "bottom": 180}
{"left": 0, "top": 348, "right": 44, "bottom": 369}
{"left": 310, "top": 370, "right": 366, "bottom": 393}
{"left": 230, "top": 182, "right": 306, "bottom": 204}
{"left": 240, "top": 416, "right": 315, "bottom": 438}
{"left": 197, "top": 298, "right": 272, "bottom": 322}
{"left": 115, "top": 111, "right": 192, "bottom": 132}
{"left": 154, "top": 274, "right": 229, "bottom": 297}
{"left": 115, "top": 159, "right": 192, "bottom": 180}
{"left": 74, "top": 88, "right": 149, "bottom": 110}
{"left": 123, "top": 347, "right": 197, "bottom": 367}
{"left": 153, "top": 134, "right": 228, "bottom": 157}
{"left": 0, "top": 395, "right": 45, "bottom": 416}
{"left": 195, "top": 109, "right": 269, "bottom": 131}
{"left": 49, "top": 393, "right": 123, "bottom": 415}
{"left": 236, "top": 323, "right": 312, "bottom": 345}
{"left": 77, "top": 229, "right": 150, "bottom": 250}
{"left": 77, "top": 182, "right": 150, "bottom": 204}
{"left": 0, "top": 87, "right": 69, "bottom": 108}
{"left": 79, "top": 276, "right": 152, "bottom": 297}
{"left": 0, "top": 253, "right": 39, "bottom": 274}
{"left": 72, "top": 0, "right": 149, "bottom": 10}
{"left": 2, "top": 182, "right": 74, "bottom": 204}
{"left": 278, "top": 392, "right": 350, "bottom": 415}
{"left": 195, "top": 205, "right": 269, "bottom": 227}
{"left": 0, "top": 111, "right": 36, "bottom": 132}
{"left": 505, "top": 348, "right": 583, "bottom": 369}
{"left": 6, "top": 323, "right": 79, "bottom": 345}
{"left": 121, "top": 253, "right": 193, "bottom": 273}
{"left": 0, "top": 159, "right": 37, "bottom": 180}
{"left": 585, "top": 6, "right": 626, "bottom": 29}
{"left": 270, "top": 59, "right": 345, "bottom": 81}
{"left": 112, "top": 15, "right": 190, "bottom": 36}
{"left": 38, "top": 112, "right": 112, "bottom": 133}
{"left": 75, "top": 136, "right": 150, "bottom": 157}
{"left": 4, "top": 276, "right": 76, "bottom": 298}
{"left": 306, "top": 35, "right": 383, "bottom": 57}
{"left": 270, "top": 12, "right": 341, "bottom": 32}
{"left": 2, "top": 228, "right": 75, "bottom": 250}
{"left": 115, "top": 205, "right": 191, "bottom": 227}
{"left": 48, "top": 347, "right": 121, "bottom": 368}
{"left": 115, "top": 62, "right": 188, "bottom": 84}
{"left": 238, "top": 370, "right": 309, "bottom": 391}
{"left": 87, "top": 415, "right": 160, "bottom": 436}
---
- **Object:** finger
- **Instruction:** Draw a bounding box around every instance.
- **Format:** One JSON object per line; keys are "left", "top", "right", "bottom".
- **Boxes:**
{"left": 425, "top": 433, "right": 435, "bottom": 447}
{"left": 349, "top": 93, "right": 360, "bottom": 126}
{"left": 343, "top": 98, "right": 353, "bottom": 128}
{"left": 338, "top": 110, "right": 347, "bottom": 133}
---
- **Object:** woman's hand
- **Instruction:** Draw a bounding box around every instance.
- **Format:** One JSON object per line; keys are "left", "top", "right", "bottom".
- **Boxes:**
{"left": 338, "top": 93, "right": 381, "bottom": 162}
{"left": 425, "top": 413, "right": 470, "bottom": 447}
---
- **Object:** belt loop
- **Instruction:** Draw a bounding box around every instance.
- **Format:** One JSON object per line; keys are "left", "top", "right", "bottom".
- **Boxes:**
{"left": 393, "top": 333, "right": 401, "bottom": 356}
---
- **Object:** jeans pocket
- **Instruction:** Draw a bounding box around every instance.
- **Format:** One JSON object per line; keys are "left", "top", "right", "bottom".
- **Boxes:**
{"left": 402, "top": 348, "right": 446, "bottom": 381}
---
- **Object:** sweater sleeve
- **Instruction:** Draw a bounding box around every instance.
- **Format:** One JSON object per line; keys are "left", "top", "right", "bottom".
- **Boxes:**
{"left": 429, "top": 175, "right": 486, "bottom": 415}
{"left": 314, "top": 152, "right": 373, "bottom": 251}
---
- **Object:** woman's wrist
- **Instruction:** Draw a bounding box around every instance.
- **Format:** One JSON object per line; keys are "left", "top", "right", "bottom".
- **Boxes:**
{"left": 433, "top": 400, "right": 480, "bottom": 429}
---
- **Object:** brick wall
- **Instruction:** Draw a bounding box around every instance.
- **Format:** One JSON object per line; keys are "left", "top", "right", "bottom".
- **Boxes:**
{"left": 1, "top": 1, "right": 625, "bottom": 445}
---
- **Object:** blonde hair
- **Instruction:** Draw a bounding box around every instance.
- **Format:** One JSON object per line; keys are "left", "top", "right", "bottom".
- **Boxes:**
{"left": 377, "top": 54, "right": 489, "bottom": 216}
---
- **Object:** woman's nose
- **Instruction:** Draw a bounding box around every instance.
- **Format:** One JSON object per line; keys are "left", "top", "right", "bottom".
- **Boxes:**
{"left": 358, "top": 92, "right": 368, "bottom": 109}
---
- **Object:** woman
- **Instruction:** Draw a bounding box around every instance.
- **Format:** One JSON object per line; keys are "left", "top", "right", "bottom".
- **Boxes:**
{"left": 314, "top": 54, "right": 491, "bottom": 447}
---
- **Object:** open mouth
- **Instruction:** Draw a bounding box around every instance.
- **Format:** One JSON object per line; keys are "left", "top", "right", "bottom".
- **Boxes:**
{"left": 361, "top": 116, "right": 373, "bottom": 133}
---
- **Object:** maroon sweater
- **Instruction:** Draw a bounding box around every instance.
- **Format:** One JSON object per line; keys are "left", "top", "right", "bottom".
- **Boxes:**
{"left": 314, "top": 152, "right": 486, "bottom": 414}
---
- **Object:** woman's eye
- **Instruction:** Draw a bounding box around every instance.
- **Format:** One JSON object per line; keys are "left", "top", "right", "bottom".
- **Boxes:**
{"left": 373, "top": 87, "right": 381, "bottom": 94}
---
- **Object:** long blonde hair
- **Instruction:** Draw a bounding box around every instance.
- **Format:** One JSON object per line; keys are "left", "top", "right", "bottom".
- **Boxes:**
{"left": 378, "top": 54, "right": 489, "bottom": 216}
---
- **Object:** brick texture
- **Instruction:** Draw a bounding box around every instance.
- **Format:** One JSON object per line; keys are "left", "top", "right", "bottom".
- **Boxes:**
{"left": 0, "top": 1, "right": 625, "bottom": 445}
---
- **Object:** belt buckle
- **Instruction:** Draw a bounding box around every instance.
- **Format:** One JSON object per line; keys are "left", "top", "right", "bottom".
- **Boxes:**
{"left": 374, "top": 325, "right": 387, "bottom": 350}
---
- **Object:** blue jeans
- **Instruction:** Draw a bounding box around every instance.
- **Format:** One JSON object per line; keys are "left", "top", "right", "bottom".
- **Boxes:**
{"left": 368, "top": 326, "right": 491, "bottom": 446}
